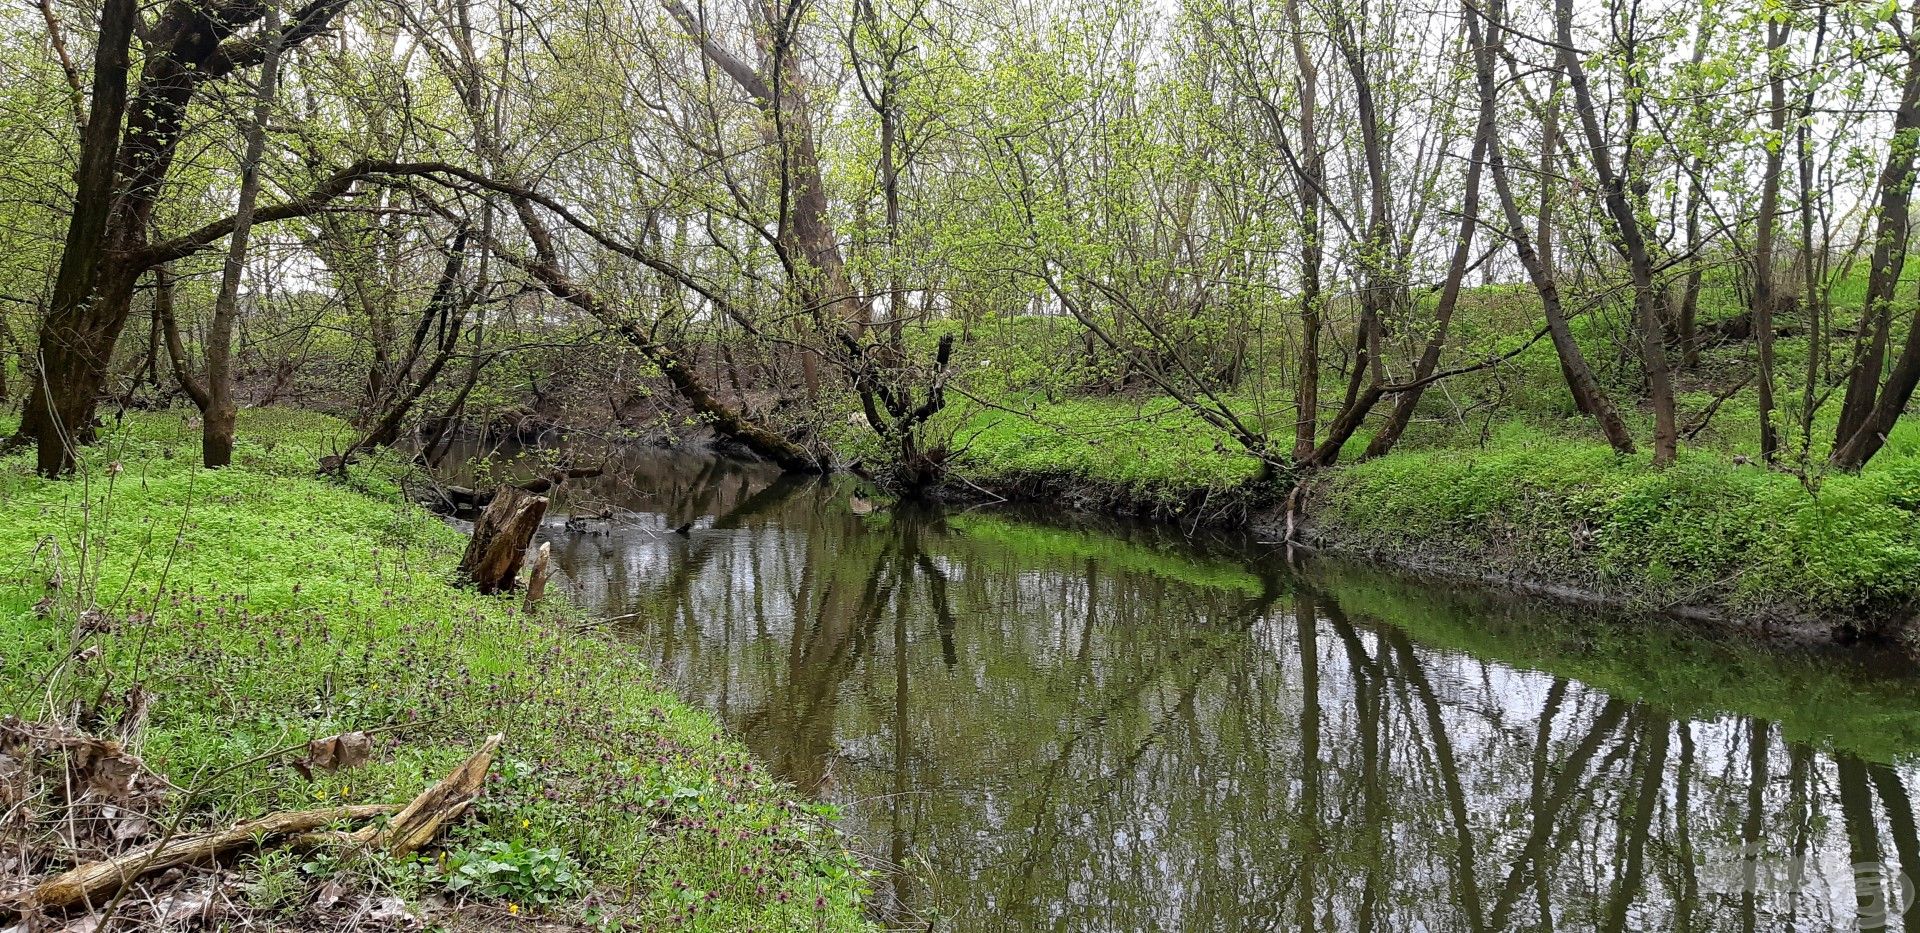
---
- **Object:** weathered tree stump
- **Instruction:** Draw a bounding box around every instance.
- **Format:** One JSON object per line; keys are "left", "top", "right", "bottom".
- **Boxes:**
{"left": 457, "top": 485, "right": 547, "bottom": 594}
{"left": 523, "top": 541, "right": 552, "bottom": 611}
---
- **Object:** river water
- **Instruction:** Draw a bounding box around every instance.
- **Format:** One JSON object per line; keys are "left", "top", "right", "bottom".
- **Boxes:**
{"left": 500, "top": 447, "right": 1920, "bottom": 931}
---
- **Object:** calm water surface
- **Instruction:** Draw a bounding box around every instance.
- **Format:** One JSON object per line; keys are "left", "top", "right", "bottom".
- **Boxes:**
{"left": 504, "top": 448, "right": 1920, "bottom": 931}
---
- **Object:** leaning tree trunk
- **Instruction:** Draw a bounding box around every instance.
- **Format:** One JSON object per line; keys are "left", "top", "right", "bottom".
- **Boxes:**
{"left": 458, "top": 485, "right": 548, "bottom": 594}
{"left": 1468, "top": 0, "right": 1635, "bottom": 454}
{"left": 1556, "top": 0, "right": 1677, "bottom": 465}
{"left": 1836, "top": 0, "right": 1920, "bottom": 450}
{"left": 1364, "top": 100, "right": 1490, "bottom": 459}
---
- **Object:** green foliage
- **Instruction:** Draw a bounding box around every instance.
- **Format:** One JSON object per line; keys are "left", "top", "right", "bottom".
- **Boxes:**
{"left": 921, "top": 266, "right": 1920, "bottom": 622}
{"left": 443, "top": 838, "right": 588, "bottom": 908}
{"left": 952, "top": 396, "right": 1267, "bottom": 505}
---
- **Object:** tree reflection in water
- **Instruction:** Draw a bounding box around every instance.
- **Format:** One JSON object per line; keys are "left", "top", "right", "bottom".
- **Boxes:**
{"left": 536, "top": 450, "right": 1920, "bottom": 932}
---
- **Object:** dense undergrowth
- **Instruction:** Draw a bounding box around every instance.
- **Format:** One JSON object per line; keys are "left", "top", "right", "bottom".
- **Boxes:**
{"left": 1319, "top": 424, "right": 1920, "bottom": 620}
{"left": 0, "top": 409, "right": 873, "bottom": 930}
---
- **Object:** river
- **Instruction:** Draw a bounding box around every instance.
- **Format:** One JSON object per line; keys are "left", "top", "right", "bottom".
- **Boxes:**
{"left": 483, "top": 446, "right": 1920, "bottom": 931}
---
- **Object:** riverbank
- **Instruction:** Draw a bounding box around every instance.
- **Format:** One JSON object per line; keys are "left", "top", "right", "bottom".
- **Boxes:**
{"left": 528, "top": 432, "right": 1920, "bottom": 930}
{"left": 0, "top": 409, "right": 874, "bottom": 930}
{"left": 938, "top": 399, "right": 1920, "bottom": 640}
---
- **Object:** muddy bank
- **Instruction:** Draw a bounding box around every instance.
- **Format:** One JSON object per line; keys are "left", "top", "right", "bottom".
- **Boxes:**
{"left": 934, "top": 466, "right": 1916, "bottom": 646}
{"left": 425, "top": 416, "right": 1917, "bottom": 645}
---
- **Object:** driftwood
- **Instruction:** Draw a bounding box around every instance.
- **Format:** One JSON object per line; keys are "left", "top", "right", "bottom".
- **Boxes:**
{"left": 523, "top": 542, "right": 552, "bottom": 611}
{"left": 441, "top": 484, "right": 490, "bottom": 510}
{"left": 357, "top": 734, "right": 500, "bottom": 857}
{"left": 518, "top": 465, "right": 602, "bottom": 496}
{"left": 6, "top": 804, "right": 398, "bottom": 912}
{"left": 6, "top": 734, "right": 505, "bottom": 914}
{"left": 457, "top": 485, "right": 547, "bottom": 594}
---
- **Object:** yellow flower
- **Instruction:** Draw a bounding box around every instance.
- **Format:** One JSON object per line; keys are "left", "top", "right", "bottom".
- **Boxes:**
{"left": 520, "top": 818, "right": 530, "bottom": 829}
{"left": 508, "top": 903, "right": 520, "bottom": 916}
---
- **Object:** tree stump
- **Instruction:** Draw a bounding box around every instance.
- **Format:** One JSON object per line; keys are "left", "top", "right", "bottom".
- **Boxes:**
{"left": 457, "top": 485, "right": 548, "bottom": 594}
{"left": 523, "top": 541, "right": 552, "bottom": 611}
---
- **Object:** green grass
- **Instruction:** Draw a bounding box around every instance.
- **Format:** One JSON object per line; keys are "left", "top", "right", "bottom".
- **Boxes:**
{"left": 0, "top": 409, "right": 873, "bottom": 930}
{"left": 1320, "top": 421, "right": 1920, "bottom": 617}
{"left": 912, "top": 271, "right": 1920, "bottom": 621}
{"left": 948, "top": 396, "right": 1268, "bottom": 505}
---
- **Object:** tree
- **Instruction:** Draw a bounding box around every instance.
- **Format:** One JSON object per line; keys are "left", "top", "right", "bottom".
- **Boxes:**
{"left": 1555, "top": 0, "right": 1679, "bottom": 465}
{"left": 15, "top": 0, "right": 358, "bottom": 475}
{"left": 182, "top": 2, "right": 288, "bottom": 467}
{"left": 1833, "top": 0, "right": 1920, "bottom": 471}
{"left": 1467, "top": 0, "right": 1636, "bottom": 454}
{"left": 1750, "top": 14, "right": 1791, "bottom": 465}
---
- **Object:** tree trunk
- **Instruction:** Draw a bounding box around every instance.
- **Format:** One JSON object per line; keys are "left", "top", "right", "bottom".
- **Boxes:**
{"left": 1833, "top": 2, "right": 1920, "bottom": 470}
{"left": 1303, "top": 14, "right": 1393, "bottom": 467}
{"left": 1836, "top": 0, "right": 1920, "bottom": 451}
{"left": 332, "top": 231, "right": 473, "bottom": 470}
{"left": 16, "top": 0, "right": 352, "bottom": 475}
{"left": 1556, "top": 0, "right": 1677, "bottom": 464}
{"left": 1833, "top": 306, "right": 1920, "bottom": 470}
{"left": 157, "top": 264, "right": 209, "bottom": 410}
{"left": 1286, "top": 0, "right": 1323, "bottom": 462}
{"left": 1676, "top": 179, "right": 1704, "bottom": 370}
{"left": 23, "top": 276, "right": 142, "bottom": 475}
{"left": 1751, "top": 19, "right": 1790, "bottom": 464}
{"left": 17, "top": 0, "right": 137, "bottom": 475}
{"left": 501, "top": 196, "right": 824, "bottom": 471}
{"left": 1798, "top": 111, "right": 1823, "bottom": 445}
{"left": 202, "top": 3, "right": 286, "bottom": 468}
{"left": 661, "top": 0, "right": 868, "bottom": 338}
{"left": 1467, "top": 0, "right": 1635, "bottom": 454}
{"left": 1365, "top": 70, "right": 1493, "bottom": 459}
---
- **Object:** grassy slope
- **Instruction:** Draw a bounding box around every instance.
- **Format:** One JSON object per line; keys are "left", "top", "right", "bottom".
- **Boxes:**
{"left": 1320, "top": 422, "right": 1920, "bottom": 617}
{"left": 919, "top": 287, "right": 1920, "bottom": 620}
{"left": 0, "top": 409, "right": 872, "bottom": 930}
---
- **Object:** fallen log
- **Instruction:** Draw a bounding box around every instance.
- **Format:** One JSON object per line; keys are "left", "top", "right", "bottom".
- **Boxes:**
{"left": 458, "top": 485, "right": 548, "bottom": 593}
{"left": 517, "top": 465, "right": 603, "bottom": 496}
{"left": 428, "top": 467, "right": 603, "bottom": 515}
{"left": 4, "top": 734, "right": 504, "bottom": 916}
{"left": 358, "top": 733, "right": 502, "bottom": 857}
{"left": 5, "top": 804, "right": 399, "bottom": 912}
{"left": 441, "top": 484, "right": 491, "bottom": 509}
